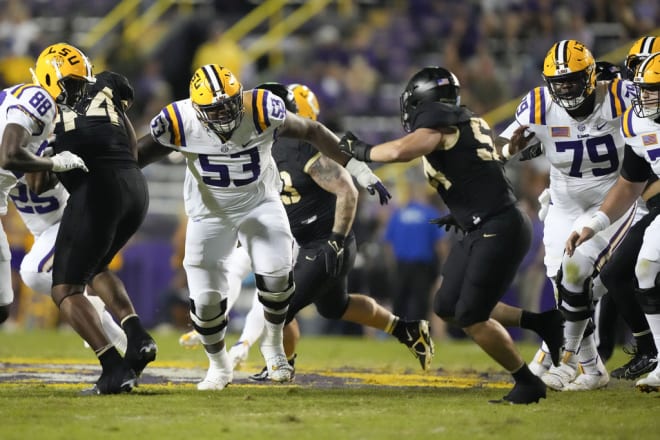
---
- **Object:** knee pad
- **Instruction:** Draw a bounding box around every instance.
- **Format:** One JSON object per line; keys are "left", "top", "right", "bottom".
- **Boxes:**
{"left": 635, "top": 273, "right": 660, "bottom": 314}
{"left": 0, "top": 304, "right": 10, "bottom": 324}
{"left": 256, "top": 272, "right": 294, "bottom": 313}
{"left": 189, "top": 297, "right": 228, "bottom": 345}
{"left": 561, "top": 251, "right": 594, "bottom": 292}
{"left": 433, "top": 290, "right": 456, "bottom": 322}
{"left": 557, "top": 280, "right": 594, "bottom": 322}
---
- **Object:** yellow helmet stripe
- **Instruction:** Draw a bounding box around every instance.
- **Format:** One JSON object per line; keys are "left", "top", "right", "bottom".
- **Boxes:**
{"left": 621, "top": 107, "right": 636, "bottom": 138}
{"left": 251, "top": 89, "right": 270, "bottom": 134}
{"left": 162, "top": 103, "right": 185, "bottom": 146}
{"left": 608, "top": 78, "right": 625, "bottom": 117}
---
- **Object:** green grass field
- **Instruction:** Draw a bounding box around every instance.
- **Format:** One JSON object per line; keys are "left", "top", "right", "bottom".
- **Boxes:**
{"left": 0, "top": 329, "right": 656, "bottom": 440}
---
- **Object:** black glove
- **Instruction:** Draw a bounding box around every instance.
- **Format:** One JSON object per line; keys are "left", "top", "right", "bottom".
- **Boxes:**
{"left": 367, "top": 181, "right": 392, "bottom": 205}
{"left": 519, "top": 143, "right": 544, "bottom": 161}
{"left": 339, "top": 131, "right": 373, "bottom": 162}
{"left": 321, "top": 233, "right": 346, "bottom": 278}
{"left": 429, "top": 214, "right": 464, "bottom": 233}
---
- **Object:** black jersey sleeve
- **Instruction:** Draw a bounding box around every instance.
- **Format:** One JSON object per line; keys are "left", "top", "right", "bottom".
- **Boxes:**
{"left": 411, "top": 102, "right": 473, "bottom": 131}
{"left": 620, "top": 144, "right": 653, "bottom": 183}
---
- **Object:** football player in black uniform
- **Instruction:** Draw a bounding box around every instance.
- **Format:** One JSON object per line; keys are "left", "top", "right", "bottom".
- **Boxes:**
{"left": 247, "top": 82, "right": 434, "bottom": 379}
{"left": 31, "top": 43, "right": 157, "bottom": 394}
{"left": 339, "top": 66, "right": 562, "bottom": 404}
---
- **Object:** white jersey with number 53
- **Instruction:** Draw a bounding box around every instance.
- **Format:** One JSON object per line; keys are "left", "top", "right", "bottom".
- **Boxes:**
{"left": 500, "top": 80, "right": 636, "bottom": 211}
{"left": 148, "top": 89, "right": 287, "bottom": 220}
{"left": 0, "top": 84, "right": 57, "bottom": 215}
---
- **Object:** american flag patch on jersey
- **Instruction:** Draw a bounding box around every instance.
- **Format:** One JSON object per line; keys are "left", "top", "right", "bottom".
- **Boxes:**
{"left": 550, "top": 126, "right": 570, "bottom": 137}
{"left": 643, "top": 133, "right": 658, "bottom": 146}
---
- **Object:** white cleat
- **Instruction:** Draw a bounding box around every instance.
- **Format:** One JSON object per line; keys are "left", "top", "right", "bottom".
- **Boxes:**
{"left": 636, "top": 366, "right": 660, "bottom": 393}
{"left": 228, "top": 340, "right": 250, "bottom": 369}
{"left": 266, "top": 354, "right": 294, "bottom": 383}
{"left": 542, "top": 363, "right": 577, "bottom": 391}
{"left": 197, "top": 367, "right": 233, "bottom": 391}
{"left": 565, "top": 357, "right": 609, "bottom": 391}
{"left": 529, "top": 348, "right": 553, "bottom": 377}
{"left": 179, "top": 330, "right": 202, "bottom": 348}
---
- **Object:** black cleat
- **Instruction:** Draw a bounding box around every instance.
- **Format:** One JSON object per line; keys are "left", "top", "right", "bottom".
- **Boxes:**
{"left": 125, "top": 336, "right": 158, "bottom": 377}
{"left": 81, "top": 362, "right": 137, "bottom": 396}
{"left": 496, "top": 376, "right": 547, "bottom": 404}
{"left": 535, "top": 309, "right": 565, "bottom": 367}
{"left": 611, "top": 347, "right": 658, "bottom": 380}
{"left": 398, "top": 320, "right": 435, "bottom": 371}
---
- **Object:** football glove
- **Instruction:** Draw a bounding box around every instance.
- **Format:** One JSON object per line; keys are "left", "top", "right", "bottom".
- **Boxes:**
{"left": 519, "top": 143, "right": 544, "bottom": 161}
{"left": 429, "top": 213, "right": 464, "bottom": 233}
{"left": 344, "top": 159, "right": 392, "bottom": 205}
{"left": 339, "top": 131, "right": 372, "bottom": 162}
{"left": 51, "top": 151, "right": 89, "bottom": 172}
{"left": 321, "top": 233, "right": 346, "bottom": 278}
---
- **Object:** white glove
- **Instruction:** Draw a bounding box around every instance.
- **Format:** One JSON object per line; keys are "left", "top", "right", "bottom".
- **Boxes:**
{"left": 344, "top": 158, "right": 391, "bottom": 205}
{"left": 537, "top": 188, "right": 551, "bottom": 222}
{"left": 51, "top": 151, "right": 89, "bottom": 173}
{"left": 345, "top": 158, "right": 379, "bottom": 189}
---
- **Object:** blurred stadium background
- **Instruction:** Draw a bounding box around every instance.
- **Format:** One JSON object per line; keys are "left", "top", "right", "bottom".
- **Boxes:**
{"left": 1, "top": 0, "right": 657, "bottom": 342}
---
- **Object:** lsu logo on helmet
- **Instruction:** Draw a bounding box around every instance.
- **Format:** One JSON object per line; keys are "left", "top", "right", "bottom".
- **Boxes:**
{"left": 31, "top": 42, "right": 95, "bottom": 108}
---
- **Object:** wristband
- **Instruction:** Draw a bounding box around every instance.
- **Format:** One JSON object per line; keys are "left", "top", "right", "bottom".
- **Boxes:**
{"left": 585, "top": 211, "right": 611, "bottom": 234}
{"left": 501, "top": 144, "right": 512, "bottom": 160}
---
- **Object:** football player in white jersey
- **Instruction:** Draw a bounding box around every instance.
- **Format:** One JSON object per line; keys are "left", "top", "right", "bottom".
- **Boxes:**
{"left": 0, "top": 52, "right": 88, "bottom": 325}
{"left": 9, "top": 175, "right": 127, "bottom": 352}
{"left": 567, "top": 52, "right": 660, "bottom": 392}
{"left": 137, "top": 64, "right": 391, "bottom": 391}
{"left": 498, "top": 40, "right": 637, "bottom": 391}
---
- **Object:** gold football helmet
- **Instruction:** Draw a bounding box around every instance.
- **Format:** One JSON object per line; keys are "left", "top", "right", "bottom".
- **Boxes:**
{"left": 625, "top": 36, "right": 660, "bottom": 79}
{"left": 288, "top": 84, "right": 320, "bottom": 121}
{"left": 31, "top": 42, "right": 95, "bottom": 108}
{"left": 190, "top": 64, "right": 243, "bottom": 136}
{"left": 542, "top": 40, "right": 596, "bottom": 110}
{"left": 632, "top": 52, "right": 660, "bottom": 119}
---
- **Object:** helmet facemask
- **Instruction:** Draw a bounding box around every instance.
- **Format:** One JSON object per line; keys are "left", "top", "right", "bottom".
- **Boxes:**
{"left": 193, "top": 91, "right": 244, "bottom": 136}
{"left": 545, "top": 70, "right": 593, "bottom": 110}
{"left": 632, "top": 53, "right": 660, "bottom": 120}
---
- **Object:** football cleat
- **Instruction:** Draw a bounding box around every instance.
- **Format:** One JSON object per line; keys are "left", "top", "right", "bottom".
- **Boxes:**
{"left": 125, "top": 335, "right": 158, "bottom": 377}
{"left": 398, "top": 320, "right": 435, "bottom": 371}
{"left": 611, "top": 347, "right": 658, "bottom": 380}
{"left": 249, "top": 355, "right": 296, "bottom": 382}
{"left": 564, "top": 357, "right": 609, "bottom": 391}
{"left": 81, "top": 363, "right": 136, "bottom": 396}
{"left": 499, "top": 376, "right": 547, "bottom": 404}
{"left": 197, "top": 367, "right": 233, "bottom": 391}
{"left": 528, "top": 348, "right": 553, "bottom": 377}
{"left": 179, "top": 330, "right": 202, "bottom": 348}
{"left": 228, "top": 340, "right": 250, "bottom": 369}
{"left": 541, "top": 362, "right": 577, "bottom": 391}
{"left": 636, "top": 367, "right": 660, "bottom": 393}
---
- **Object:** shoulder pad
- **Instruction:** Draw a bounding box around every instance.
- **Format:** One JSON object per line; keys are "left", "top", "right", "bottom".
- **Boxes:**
{"left": 248, "top": 89, "right": 286, "bottom": 134}
{"left": 516, "top": 87, "right": 550, "bottom": 126}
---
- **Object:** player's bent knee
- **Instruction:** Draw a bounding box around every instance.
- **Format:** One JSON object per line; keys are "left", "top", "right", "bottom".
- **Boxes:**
{"left": 433, "top": 293, "right": 457, "bottom": 321}
{"left": 455, "top": 309, "right": 489, "bottom": 329}
{"left": 19, "top": 271, "right": 52, "bottom": 296}
{"left": 189, "top": 297, "right": 228, "bottom": 345}
{"left": 316, "top": 295, "right": 351, "bottom": 320}
{"left": 557, "top": 282, "right": 593, "bottom": 321}
{"left": 51, "top": 286, "right": 84, "bottom": 308}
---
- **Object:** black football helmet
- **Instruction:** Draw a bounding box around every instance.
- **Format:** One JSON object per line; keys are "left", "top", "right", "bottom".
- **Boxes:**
{"left": 400, "top": 66, "right": 460, "bottom": 132}
{"left": 255, "top": 82, "right": 298, "bottom": 113}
